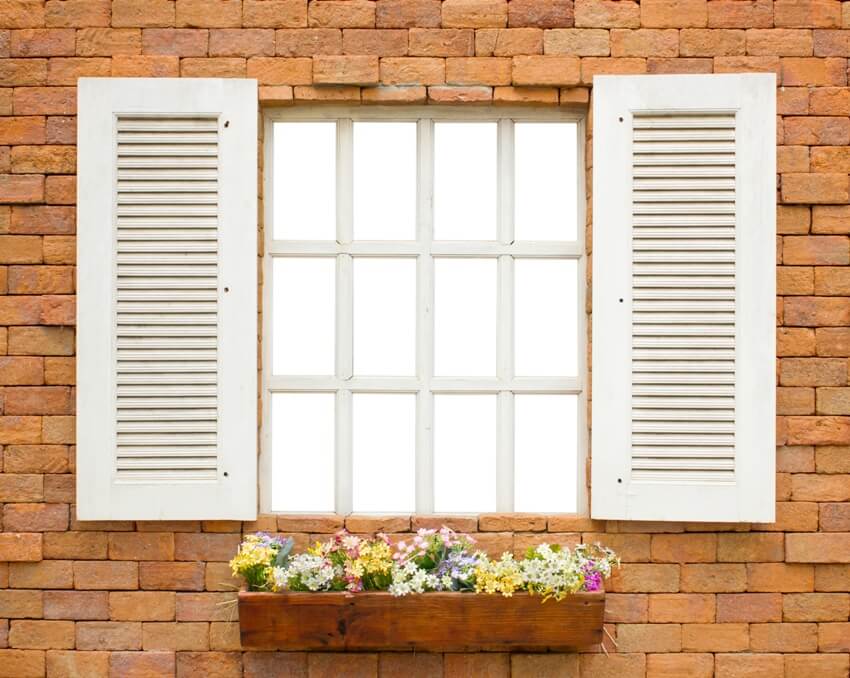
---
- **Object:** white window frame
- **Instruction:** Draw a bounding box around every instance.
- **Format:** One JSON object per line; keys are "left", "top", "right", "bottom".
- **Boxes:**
{"left": 260, "top": 106, "right": 587, "bottom": 515}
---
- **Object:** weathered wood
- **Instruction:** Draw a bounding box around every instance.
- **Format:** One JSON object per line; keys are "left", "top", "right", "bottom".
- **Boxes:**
{"left": 238, "top": 591, "right": 605, "bottom": 651}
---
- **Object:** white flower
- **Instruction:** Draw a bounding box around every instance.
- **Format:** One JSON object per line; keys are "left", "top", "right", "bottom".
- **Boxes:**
{"left": 276, "top": 553, "right": 339, "bottom": 592}
{"left": 389, "top": 561, "right": 439, "bottom": 596}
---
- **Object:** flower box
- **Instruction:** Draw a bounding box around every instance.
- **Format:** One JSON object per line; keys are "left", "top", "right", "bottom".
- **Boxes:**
{"left": 238, "top": 590, "right": 605, "bottom": 652}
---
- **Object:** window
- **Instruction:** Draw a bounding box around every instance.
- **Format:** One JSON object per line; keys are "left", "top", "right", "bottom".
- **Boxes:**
{"left": 263, "top": 108, "right": 585, "bottom": 515}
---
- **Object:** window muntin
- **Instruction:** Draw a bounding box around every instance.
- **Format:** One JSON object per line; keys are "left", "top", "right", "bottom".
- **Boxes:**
{"left": 264, "top": 109, "right": 585, "bottom": 515}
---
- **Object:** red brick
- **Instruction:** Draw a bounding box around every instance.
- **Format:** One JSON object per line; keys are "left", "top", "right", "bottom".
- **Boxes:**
{"left": 276, "top": 28, "right": 341, "bottom": 56}
{"left": 709, "top": 0, "right": 773, "bottom": 27}
{"left": 209, "top": 28, "right": 275, "bottom": 57}
{"left": 5, "top": 386, "right": 72, "bottom": 415}
{"left": 508, "top": 0, "right": 573, "bottom": 28}
{"left": 493, "top": 85, "right": 558, "bottom": 104}
{"left": 111, "top": 54, "right": 180, "bottom": 77}
{"left": 8, "top": 327, "right": 74, "bottom": 356}
{"left": 717, "top": 593, "right": 783, "bottom": 622}
{"left": 0, "top": 474, "right": 43, "bottom": 502}
{"left": 814, "top": 28, "right": 850, "bottom": 55}
{"left": 4, "top": 503, "right": 68, "bottom": 531}
{"left": 243, "top": 651, "right": 308, "bottom": 677}
{"left": 9, "top": 560, "right": 72, "bottom": 588}
{"left": 45, "top": 115, "right": 75, "bottom": 144}
{"left": 0, "top": 175, "right": 43, "bottom": 205}
{"left": 343, "top": 28, "right": 407, "bottom": 55}
{"left": 44, "top": 175, "right": 75, "bottom": 205}
{"left": 13, "top": 88, "right": 75, "bottom": 116}
{"left": 11, "top": 206, "right": 74, "bottom": 234}
{"left": 785, "top": 117, "right": 850, "bottom": 146}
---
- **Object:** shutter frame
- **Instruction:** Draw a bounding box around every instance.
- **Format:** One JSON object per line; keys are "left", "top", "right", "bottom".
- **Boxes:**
{"left": 77, "top": 78, "right": 258, "bottom": 520}
{"left": 591, "top": 74, "right": 776, "bottom": 523}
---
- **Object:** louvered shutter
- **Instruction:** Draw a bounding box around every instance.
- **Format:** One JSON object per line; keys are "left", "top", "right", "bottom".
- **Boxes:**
{"left": 77, "top": 78, "right": 257, "bottom": 520}
{"left": 591, "top": 74, "right": 775, "bottom": 522}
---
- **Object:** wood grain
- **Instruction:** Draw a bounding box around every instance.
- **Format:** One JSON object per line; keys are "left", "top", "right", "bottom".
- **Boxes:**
{"left": 239, "top": 591, "right": 605, "bottom": 651}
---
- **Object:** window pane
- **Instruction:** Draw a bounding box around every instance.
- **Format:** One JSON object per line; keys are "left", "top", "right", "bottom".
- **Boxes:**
{"left": 353, "top": 258, "right": 415, "bottom": 376}
{"left": 515, "top": 259, "right": 577, "bottom": 376}
{"left": 273, "top": 258, "right": 335, "bottom": 375}
{"left": 514, "top": 395, "right": 578, "bottom": 513}
{"left": 515, "top": 122, "right": 578, "bottom": 241}
{"left": 434, "top": 395, "right": 496, "bottom": 513}
{"left": 434, "top": 258, "right": 496, "bottom": 376}
{"left": 273, "top": 122, "right": 336, "bottom": 240}
{"left": 271, "top": 393, "right": 335, "bottom": 512}
{"left": 353, "top": 394, "right": 415, "bottom": 513}
{"left": 354, "top": 122, "right": 416, "bottom": 240}
{"left": 434, "top": 122, "right": 496, "bottom": 240}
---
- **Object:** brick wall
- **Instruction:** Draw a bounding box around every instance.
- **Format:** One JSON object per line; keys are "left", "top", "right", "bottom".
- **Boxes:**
{"left": 1, "top": 0, "right": 850, "bottom": 676}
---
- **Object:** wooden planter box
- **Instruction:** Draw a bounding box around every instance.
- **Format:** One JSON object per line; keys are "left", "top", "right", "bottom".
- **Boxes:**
{"left": 238, "top": 590, "right": 605, "bottom": 652}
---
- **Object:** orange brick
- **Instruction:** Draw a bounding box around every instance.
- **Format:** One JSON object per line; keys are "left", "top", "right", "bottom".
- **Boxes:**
{"left": 651, "top": 534, "right": 716, "bottom": 563}
{"left": 445, "top": 56, "right": 511, "bottom": 84}
{"left": 111, "top": 54, "right": 180, "bottom": 77}
{"left": 494, "top": 85, "right": 559, "bottom": 104}
{"left": 717, "top": 593, "right": 782, "bottom": 622}
{"left": 44, "top": 175, "right": 74, "bottom": 205}
{"left": 0, "top": 474, "right": 43, "bottom": 502}
{"left": 812, "top": 147, "right": 850, "bottom": 172}
{"left": 76, "top": 621, "right": 142, "bottom": 650}
{"left": 787, "top": 533, "right": 850, "bottom": 562}
{"left": 476, "top": 27, "right": 542, "bottom": 55}
{"left": 243, "top": 0, "right": 307, "bottom": 28}
{"left": 511, "top": 55, "right": 580, "bottom": 85}
{"left": 11, "top": 29, "right": 75, "bottom": 57}
{"left": 783, "top": 56, "right": 847, "bottom": 84}
{"left": 140, "top": 561, "right": 205, "bottom": 590}
{"left": 544, "top": 28, "right": 610, "bottom": 55}
{"left": 709, "top": 0, "right": 774, "bottom": 27}
{"left": 12, "top": 87, "right": 75, "bottom": 116}
{"left": 0, "top": 650, "right": 44, "bottom": 678}
{"left": 45, "top": 651, "right": 110, "bottom": 677}
{"left": 777, "top": 446, "right": 815, "bottom": 473}
{"left": 775, "top": 0, "right": 842, "bottom": 27}
{"left": 181, "top": 57, "right": 246, "bottom": 77}
{"left": 642, "top": 0, "right": 707, "bottom": 27}
{"left": 175, "top": 592, "right": 236, "bottom": 622}
{"left": 76, "top": 27, "right": 142, "bottom": 55}
{"left": 816, "top": 447, "right": 850, "bottom": 473}
{"left": 109, "top": 592, "right": 176, "bottom": 622}
{"left": 646, "top": 653, "right": 713, "bottom": 678}
{"left": 0, "top": 59, "right": 48, "bottom": 86}
{"left": 9, "top": 560, "right": 72, "bottom": 589}
{"left": 648, "top": 594, "right": 715, "bottom": 623}
{"left": 376, "top": 0, "right": 440, "bottom": 28}
{"left": 142, "top": 621, "right": 209, "bottom": 651}
{"left": 309, "top": 1, "right": 376, "bottom": 28}
{"left": 47, "top": 56, "right": 110, "bottom": 85}
{"left": 714, "top": 54, "right": 781, "bottom": 74}
{"left": 5, "top": 386, "right": 72, "bottom": 415}
{"left": 810, "top": 87, "right": 850, "bottom": 114}
{"left": 680, "top": 564, "right": 747, "bottom": 592}
{"left": 176, "top": 0, "right": 241, "bottom": 27}
{"left": 748, "top": 563, "right": 814, "bottom": 592}
{"left": 343, "top": 28, "right": 407, "bottom": 55}
{"left": 782, "top": 173, "right": 850, "bottom": 204}
{"left": 610, "top": 28, "right": 677, "bottom": 56}
{"left": 0, "top": 357, "right": 43, "bottom": 386}
{"left": 276, "top": 28, "right": 341, "bottom": 55}
{"left": 780, "top": 357, "right": 847, "bottom": 386}
{"left": 442, "top": 0, "right": 507, "bottom": 28}
{"left": 751, "top": 622, "right": 818, "bottom": 652}
{"left": 748, "top": 28, "right": 814, "bottom": 55}
{"left": 508, "top": 0, "right": 572, "bottom": 27}
{"left": 785, "top": 655, "right": 850, "bottom": 678}
{"left": 293, "top": 84, "right": 361, "bottom": 101}
{"left": 575, "top": 0, "right": 639, "bottom": 28}
{"left": 246, "top": 56, "right": 312, "bottom": 84}
{"left": 8, "top": 266, "right": 74, "bottom": 295}
{"left": 108, "top": 533, "right": 175, "bottom": 561}
{"left": 785, "top": 117, "right": 850, "bottom": 146}
{"left": 380, "top": 56, "right": 444, "bottom": 84}
{"left": 11, "top": 206, "right": 74, "bottom": 234}
{"left": 617, "top": 623, "right": 682, "bottom": 652}
{"left": 778, "top": 266, "right": 813, "bottom": 295}
{"left": 792, "top": 473, "right": 850, "bottom": 500}
{"left": 580, "top": 56, "right": 647, "bottom": 82}
{"left": 821, "top": 502, "right": 850, "bottom": 531}
{"left": 819, "top": 622, "right": 850, "bottom": 651}
{"left": 110, "top": 650, "right": 177, "bottom": 675}
{"left": 0, "top": 0, "right": 47, "bottom": 28}
{"left": 442, "top": 654, "right": 509, "bottom": 676}
{"left": 784, "top": 592, "right": 850, "bottom": 620}
{"left": 682, "top": 623, "right": 750, "bottom": 652}
{"left": 43, "top": 532, "right": 106, "bottom": 561}
{"left": 4, "top": 503, "right": 68, "bottom": 531}
{"left": 0, "top": 175, "right": 44, "bottom": 205}
{"left": 610, "top": 563, "right": 680, "bottom": 592}
{"left": 813, "top": 205, "right": 850, "bottom": 233}
{"left": 509, "top": 655, "right": 576, "bottom": 677}
{"left": 142, "top": 28, "right": 208, "bottom": 55}
{"left": 604, "top": 593, "right": 648, "bottom": 623}
{"left": 177, "top": 651, "right": 242, "bottom": 677}
{"left": 409, "top": 28, "right": 473, "bottom": 55}
{"left": 45, "top": 0, "right": 110, "bottom": 27}
{"left": 779, "top": 89, "right": 809, "bottom": 115}
{"left": 74, "top": 561, "right": 138, "bottom": 590}
{"left": 208, "top": 28, "right": 274, "bottom": 57}
{"left": 814, "top": 28, "right": 850, "bottom": 55}
{"left": 0, "top": 116, "right": 45, "bottom": 145}
{"left": 647, "top": 57, "right": 713, "bottom": 73}
{"left": 112, "top": 0, "right": 175, "bottom": 27}
{"left": 8, "top": 620, "right": 74, "bottom": 650}
{"left": 43, "top": 591, "right": 108, "bottom": 620}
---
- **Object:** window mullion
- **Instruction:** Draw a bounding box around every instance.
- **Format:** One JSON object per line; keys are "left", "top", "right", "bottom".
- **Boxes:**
{"left": 416, "top": 118, "right": 435, "bottom": 514}
{"left": 496, "top": 118, "right": 515, "bottom": 512}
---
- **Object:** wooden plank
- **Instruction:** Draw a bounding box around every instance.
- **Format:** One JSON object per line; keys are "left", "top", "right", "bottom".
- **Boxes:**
{"left": 239, "top": 591, "right": 605, "bottom": 651}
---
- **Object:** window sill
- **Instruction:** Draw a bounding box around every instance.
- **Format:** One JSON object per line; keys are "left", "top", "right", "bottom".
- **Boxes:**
{"left": 238, "top": 590, "right": 605, "bottom": 652}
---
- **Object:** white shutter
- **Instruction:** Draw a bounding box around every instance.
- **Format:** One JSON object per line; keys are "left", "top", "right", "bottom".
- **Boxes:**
{"left": 77, "top": 78, "right": 257, "bottom": 520}
{"left": 591, "top": 74, "right": 775, "bottom": 522}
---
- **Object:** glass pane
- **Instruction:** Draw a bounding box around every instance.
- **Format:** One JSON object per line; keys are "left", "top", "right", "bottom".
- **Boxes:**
{"left": 514, "top": 395, "right": 578, "bottom": 513}
{"left": 434, "top": 258, "right": 496, "bottom": 376}
{"left": 434, "top": 122, "right": 496, "bottom": 240}
{"left": 273, "top": 122, "right": 336, "bottom": 240}
{"left": 353, "top": 122, "right": 416, "bottom": 240}
{"left": 515, "top": 259, "right": 577, "bottom": 377}
{"left": 353, "top": 258, "right": 415, "bottom": 376}
{"left": 515, "top": 122, "right": 578, "bottom": 241}
{"left": 353, "top": 394, "right": 415, "bottom": 513}
{"left": 271, "top": 393, "right": 335, "bottom": 512}
{"left": 273, "top": 258, "right": 335, "bottom": 375}
{"left": 434, "top": 395, "right": 496, "bottom": 513}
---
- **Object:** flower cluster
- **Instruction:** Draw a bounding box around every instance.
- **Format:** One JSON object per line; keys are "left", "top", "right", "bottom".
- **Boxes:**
{"left": 230, "top": 528, "right": 619, "bottom": 600}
